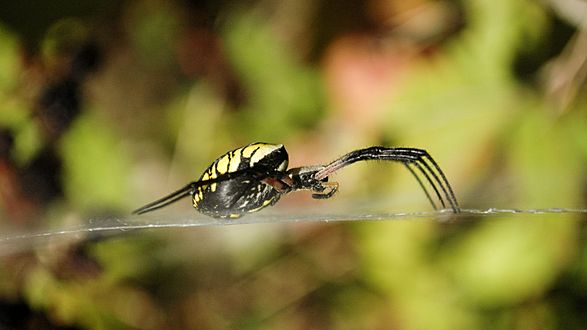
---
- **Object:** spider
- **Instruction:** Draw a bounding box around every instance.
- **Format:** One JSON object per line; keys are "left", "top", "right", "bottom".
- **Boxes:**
{"left": 133, "top": 142, "right": 460, "bottom": 218}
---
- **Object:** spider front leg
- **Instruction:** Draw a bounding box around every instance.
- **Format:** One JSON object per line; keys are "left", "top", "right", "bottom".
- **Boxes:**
{"left": 314, "top": 146, "right": 460, "bottom": 213}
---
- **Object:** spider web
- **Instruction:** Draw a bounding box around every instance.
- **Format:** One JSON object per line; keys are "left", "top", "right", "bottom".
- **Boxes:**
{"left": 1, "top": 208, "right": 586, "bottom": 256}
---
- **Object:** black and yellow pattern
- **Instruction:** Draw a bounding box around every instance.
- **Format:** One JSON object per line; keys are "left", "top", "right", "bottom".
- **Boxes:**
{"left": 192, "top": 143, "right": 289, "bottom": 218}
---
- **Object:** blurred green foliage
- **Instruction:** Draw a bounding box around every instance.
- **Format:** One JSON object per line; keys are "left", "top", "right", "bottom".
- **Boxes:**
{"left": 0, "top": 25, "right": 19, "bottom": 90}
{"left": 222, "top": 11, "right": 325, "bottom": 140}
{"left": 1, "top": 0, "right": 587, "bottom": 329}
{"left": 60, "top": 112, "right": 131, "bottom": 210}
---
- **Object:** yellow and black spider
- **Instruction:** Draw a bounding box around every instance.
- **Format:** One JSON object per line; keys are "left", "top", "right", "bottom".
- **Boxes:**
{"left": 133, "top": 142, "right": 460, "bottom": 218}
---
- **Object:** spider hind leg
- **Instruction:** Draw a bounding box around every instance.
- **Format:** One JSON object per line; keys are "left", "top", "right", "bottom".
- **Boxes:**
{"left": 132, "top": 183, "right": 196, "bottom": 215}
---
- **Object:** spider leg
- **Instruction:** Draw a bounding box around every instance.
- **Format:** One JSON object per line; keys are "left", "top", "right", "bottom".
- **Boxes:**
{"left": 406, "top": 153, "right": 448, "bottom": 209}
{"left": 132, "top": 183, "right": 196, "bottom": 215}
{"left": 421, "top": 152, "right": 460, "bottom": 211}
{"left": 314, "top": 147, "right": 460, "bottom": 213}
{"left": 396, "top": 148, "right": 459, "bottom": 212}
{"left": 261, "top": 175, "right": 294, "bottom": 193}
{"left": 402, "top": 162, "right": 438, "bottom": 210}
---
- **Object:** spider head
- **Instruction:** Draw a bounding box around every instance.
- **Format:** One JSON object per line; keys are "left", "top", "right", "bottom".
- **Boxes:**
{"left": 287, "top": 165, "right": 326, "bottom": 186}
{"left": 286, "top": 166, "right": 337, "bottom": 199}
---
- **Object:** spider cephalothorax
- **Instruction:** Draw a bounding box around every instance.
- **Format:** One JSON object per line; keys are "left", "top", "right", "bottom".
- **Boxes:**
{"left": 133, "top": 142, "right": 460, "bottom": 218}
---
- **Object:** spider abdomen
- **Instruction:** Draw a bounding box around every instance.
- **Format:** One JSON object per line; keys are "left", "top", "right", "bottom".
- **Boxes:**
{"left": 195, "top": 181, "right": 281, "bottom": 218}
{"left": 192, "top": 142, "right": 288, "bottom": 218}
